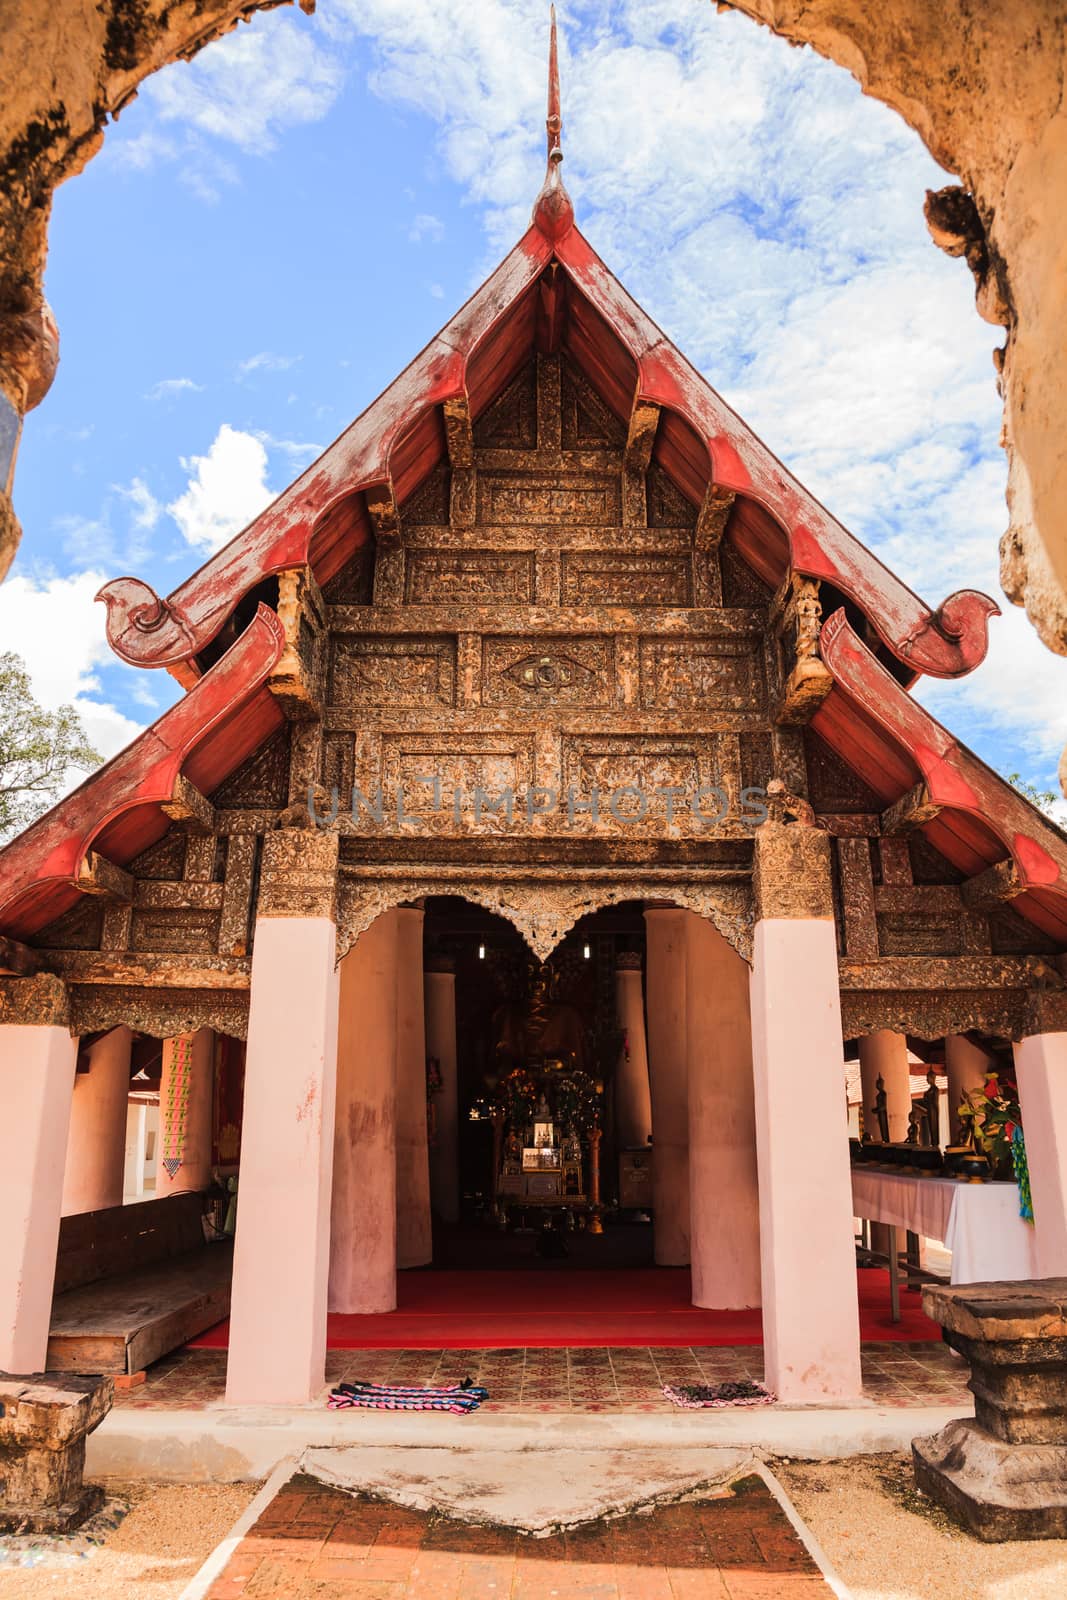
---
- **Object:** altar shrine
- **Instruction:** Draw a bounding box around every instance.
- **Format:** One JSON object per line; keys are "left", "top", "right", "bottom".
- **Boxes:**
{"left": 2, "top": 13, "right": 1067, "bottom": 1409}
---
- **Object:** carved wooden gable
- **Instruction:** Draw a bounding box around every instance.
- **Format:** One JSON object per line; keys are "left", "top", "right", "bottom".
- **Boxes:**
{"left": 322, "top": 353, "right": 779, "bottom": 848}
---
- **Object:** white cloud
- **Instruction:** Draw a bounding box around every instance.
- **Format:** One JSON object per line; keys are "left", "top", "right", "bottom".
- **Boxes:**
{"left": 0, "top": 571, "right": 145, "bottom": 771}
{"left": 116, "top": 477, "right": 162, "bottom": 532}
{"left": 146, "top": 377, "right": 204, "bottom": 401}
{"left": 237, "top": 350, "right": 302, "bottom": 378}
{"left": 409, "top": 212, "right": 445, "bottom": 243}
{"left": 143, "top": 13, "right": 345, "bottom": 153}
{"left": 167, "top": 424, "right": 274, "bottom": 554}
{"left": 428, "top": 282, "right": 445, "bottom": 299}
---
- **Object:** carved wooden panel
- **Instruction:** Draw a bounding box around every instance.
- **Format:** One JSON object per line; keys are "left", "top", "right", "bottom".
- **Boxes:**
{"left": 405, "top": 551, "right": 536, "bottom": 604}
{"left": 877, "top": 911, "right": 963, "bottom": 957}
{"left": 321, "top": 545, "right": 374, "bottom": 605}
{"left": 560, "top": 553, "right": 692, "bottom": 606}
{"left": 213, "top": 726, "right": 291, "bottom": 809}
{"left": 639, "top": 636, "right": 764, "bottom": 711}
{"left": 329, "top": 635, "right": 456, "bottom": 707}
{"left": 647, "top": 463, "right": 696, "bottom": 529}
{"left": 561, "top": 735, "right": 703, "bottom": 808}
{"left": 721, "top": 542, "right": 771, "bottom": 608}
{"left": 127, "top": 831, "right": 187, "bottom": 880}
{"left": 374, "top": 733, "right": 538, "bottom": 819}
{"left": 130, "top": 908, "right": 221, "bottom": 954}
{"left": 560, "top": 359, "right": 625, "bottom": 449}
{"left": 473, "top": 360, "right": 537, "bottom": 449}
{"left": 803, "top": 728, "right": 884, "bottom": 813}
{"left": 33, "top": 899, "right": 104, "bottom": 951}
{"left": 476, "top": 470, "right": 621, "bottom": 527}
{"left": 482, "top": 637, "right": 614, "bottom": 708}
{"left": 402, "top": 461, "right": 450, "bottom": 525}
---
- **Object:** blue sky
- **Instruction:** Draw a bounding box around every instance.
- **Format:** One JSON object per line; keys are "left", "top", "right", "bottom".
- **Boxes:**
{"left": 3, "top": 0, "right": 1062, "bottom": 805}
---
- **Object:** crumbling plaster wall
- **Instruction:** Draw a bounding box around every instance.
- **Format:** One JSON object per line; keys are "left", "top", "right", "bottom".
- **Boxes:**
{"left": 1, "top": 0, "right": 1066, "bottom": 674}
{"left": 724, "top": 0, "right": 1067, "bottom": 670}
{"left": 0, "top": 0, "right": 308, "bottom": 578}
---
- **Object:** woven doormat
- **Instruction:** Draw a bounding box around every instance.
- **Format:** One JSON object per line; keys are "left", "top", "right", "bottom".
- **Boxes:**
{"left": 662, "top": 1379, "right": 776, "bottom": 1409}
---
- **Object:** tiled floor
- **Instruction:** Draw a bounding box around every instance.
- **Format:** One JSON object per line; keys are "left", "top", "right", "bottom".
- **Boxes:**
{"left": 203, "top": 1469, "right": 835, "bottom": 1599}
{"left": 110, "top": 1341, "right": 971, "bottom": 1411}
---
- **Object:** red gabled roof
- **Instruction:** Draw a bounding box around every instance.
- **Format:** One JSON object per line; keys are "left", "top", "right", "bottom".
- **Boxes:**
{"left": 2, "top": 14, "right": 1063, "bottom": 959}
{"left": 95, "top": 44, "right": 996, "bottom": 686}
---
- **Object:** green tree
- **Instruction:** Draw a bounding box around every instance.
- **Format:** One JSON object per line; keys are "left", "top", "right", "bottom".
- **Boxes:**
{"left": 0, "top": 652, "right": 102, "bottom": 839}
{"left": 1002, "top": 770, "right": 1062, "bottom": 821}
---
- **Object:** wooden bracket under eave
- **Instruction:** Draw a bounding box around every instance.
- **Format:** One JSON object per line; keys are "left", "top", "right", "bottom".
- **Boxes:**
{"left": 75, "top": 850, "right": 134, "bottom": 903}
{"left": 961, "top": 857, "right": 1025, "bottom": 911}
{"left": 161, "top": 773, "right": 216, "bottom": 833}
{"left": 695, "top": 484, "right": 736, "bottom": 550}
{"left": 365, "top": 479, "right": 401, "bottom": 540}
{"left": 267, "top": 565, "right": 327, "bottom": 721}
{"left": 771, "top": 573, "right": 833, "bottom": 726}
{"left": 443, "top": 394, "right": 477, "bottom": 530}
{"left": 881, "top": 783, "right": 945, "bottom": 835}
{"left": 0, "top": 933, "right": 41, "bottom": 977}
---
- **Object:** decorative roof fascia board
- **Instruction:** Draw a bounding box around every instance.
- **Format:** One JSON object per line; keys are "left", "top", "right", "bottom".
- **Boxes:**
{"left": 820, "top": 606, "right": 1067, "bottom": 901}
{"left": 0, "top": 605, "right": 285, "bottom": 934}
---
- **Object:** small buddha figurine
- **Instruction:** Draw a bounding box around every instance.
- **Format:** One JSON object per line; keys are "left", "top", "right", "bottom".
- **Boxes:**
{"left": 906, "top": 1106, "right": 924, "bottom": 1145}
{"left": 923, "top": 1068, "right": 940, "bottom": 1148}
{"left": 871, "top": 1075, "right": 890, "bottom": 1143}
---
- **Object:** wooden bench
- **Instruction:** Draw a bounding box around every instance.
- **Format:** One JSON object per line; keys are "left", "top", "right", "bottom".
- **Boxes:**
{"left": 47, "top": 1192, "right": 232, "bottom": 1375}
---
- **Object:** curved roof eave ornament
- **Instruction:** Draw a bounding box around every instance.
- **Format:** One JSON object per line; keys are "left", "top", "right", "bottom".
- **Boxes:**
{"left": 0, "top": 605, "right": 285, "bottom": 937}
{"left": 820, "top": 606, "right": 1067, "bottom": 902}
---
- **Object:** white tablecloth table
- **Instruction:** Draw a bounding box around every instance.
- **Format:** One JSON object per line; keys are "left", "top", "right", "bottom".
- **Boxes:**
{"left": 851, "top": 1167, "right": 1037, "bottom": 1285}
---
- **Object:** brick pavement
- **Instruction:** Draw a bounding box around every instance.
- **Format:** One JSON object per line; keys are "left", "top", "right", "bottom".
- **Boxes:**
{"left": 112, "top": 1340, "right": 970, "bottom": 1412}
{"left": 203, "top": 1471, "right": 836, "bottom": 1599}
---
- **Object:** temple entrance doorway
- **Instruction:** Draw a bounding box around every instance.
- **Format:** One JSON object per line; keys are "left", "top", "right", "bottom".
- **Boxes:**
{"left": 422, "top": 896, "right": 656, "bottom": 1277}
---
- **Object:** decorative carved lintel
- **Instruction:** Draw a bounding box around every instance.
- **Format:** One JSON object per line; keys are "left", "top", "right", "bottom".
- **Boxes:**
{"left": 161, "top": 773, "right": 215, "bottom": 832}
{"left": 268, "top": 565, "right": 326, "bottom": 721}
{"left": 881, "top": 783, "right": 944, "bottom": 835}
{"left": 68, "top": 984, "right": 249, "bottom": 1042}
{"left": 76, "top": 851, "right": 133, "bottom": 903}
{"left": 695, "top": 484, "right": 736, "bottom": 550}
{"left": 1022, "top": 986, "right": 1067, "bottom": 1040}
{"left": 961, "top": 857, "right": 1024, "bottom": 911}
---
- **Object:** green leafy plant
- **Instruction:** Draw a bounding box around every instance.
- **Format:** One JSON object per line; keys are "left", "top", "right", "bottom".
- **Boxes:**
{"left": 0, "top": 651, "right": 101, "bottom": 839}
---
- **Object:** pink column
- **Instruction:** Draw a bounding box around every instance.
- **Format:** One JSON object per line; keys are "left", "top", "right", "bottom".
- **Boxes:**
{"left": 330, "top": 911, "right": 398, "bottom": 1313}
{"left": 614, "top": 955, "right": 653, "bottom": 1149}
{"left": 643, "top": 906, "right": 690, "bottom": 1266}
{"left": 685, "top": 912, "right": 761, "bottom": 1308}
{"left": 945, "top": 1033, "right": 993, "bottom": 1142}
{"left": 1014, "top": 1013, "right": 1067, "bottom": 1277}
{"left": 0, "top": 979, "right": 77, "bottom": 1375}
{"left": 61, "top": 1025, "right": 132, "bottom": 1216}
{"left": 226, "top": 833, "right": 339, "bottom": 1405}
{"left": 395, "top": 906, "right": 432, "bottom": 1269}
{"left": 750, "top": 822, "right": 862, "bottom": 1404}
{"left": 156, "top": 1029, "right": 214, "bottom": 1198}
{"left": 425, "top": 957, "right": 460, "bottom": 1225}
{"left": 858, "top": 1029, "right": 911, "bottom": 1143}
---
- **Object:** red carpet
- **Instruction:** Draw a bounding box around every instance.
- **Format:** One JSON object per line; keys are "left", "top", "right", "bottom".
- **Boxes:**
{"left": 188, "top": 1267, "right": 939, "bottom": 1350}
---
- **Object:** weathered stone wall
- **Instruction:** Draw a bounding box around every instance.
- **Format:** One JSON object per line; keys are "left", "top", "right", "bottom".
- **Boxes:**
{"left": 725, "top": 0, "right": 1067, "bottom": 666}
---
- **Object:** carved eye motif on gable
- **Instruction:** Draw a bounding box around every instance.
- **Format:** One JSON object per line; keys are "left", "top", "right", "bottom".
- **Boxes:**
{"left": 502, "top": 653, "right": 594, "bottom": 694}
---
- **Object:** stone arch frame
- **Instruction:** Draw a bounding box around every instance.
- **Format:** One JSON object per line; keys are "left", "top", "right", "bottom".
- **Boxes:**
{"left": 336, "top": 874, "right": 753, "bottom": 964}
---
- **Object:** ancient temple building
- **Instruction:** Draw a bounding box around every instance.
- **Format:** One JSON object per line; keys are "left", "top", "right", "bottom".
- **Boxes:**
{"left": 1, "top": 16, "right": 1066, "bottom": 1408}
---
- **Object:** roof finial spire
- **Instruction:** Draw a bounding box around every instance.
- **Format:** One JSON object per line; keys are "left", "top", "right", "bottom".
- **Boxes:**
{"left": 532, "top": 4, "right": 574, "bottom": 241}
{"left": 546, "top": 4, "right": 562, "bottom": 162}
